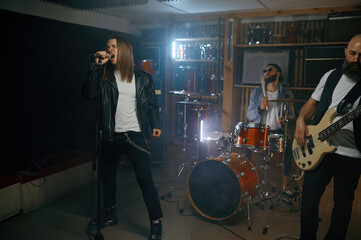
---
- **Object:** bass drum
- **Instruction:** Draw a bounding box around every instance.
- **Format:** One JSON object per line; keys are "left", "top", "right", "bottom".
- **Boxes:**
{"left": 187, "top": 153, "right": 260, "bottom": 221}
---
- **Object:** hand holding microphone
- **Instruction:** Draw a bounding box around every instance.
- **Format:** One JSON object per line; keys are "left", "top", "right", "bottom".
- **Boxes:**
{"left": 94, "top": 51, "right": 114, "bottom": 65}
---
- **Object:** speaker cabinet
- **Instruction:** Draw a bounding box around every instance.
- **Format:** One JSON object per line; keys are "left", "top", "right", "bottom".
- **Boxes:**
{"left": 304, "top": 46, "right": 346, "bottom": 86}
{"left": 328, "top": 17, "right": 361, "bottom": 42}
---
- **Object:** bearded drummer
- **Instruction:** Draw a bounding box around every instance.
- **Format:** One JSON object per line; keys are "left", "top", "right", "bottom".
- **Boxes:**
{"left": 247, "top": 63, "right": 295, "bottom": 190}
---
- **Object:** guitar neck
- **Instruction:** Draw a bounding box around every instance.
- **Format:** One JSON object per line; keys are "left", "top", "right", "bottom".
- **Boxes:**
{"left": 319, "top": 105, "right": 361, "bottom": 141}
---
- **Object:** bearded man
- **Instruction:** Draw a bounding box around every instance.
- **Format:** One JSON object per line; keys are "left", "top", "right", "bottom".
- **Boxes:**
{"left": 294, "top": 34, "right": 361, "bottom": 240}
{"left": 247, "top": 63, "right": 295, "bottom": 189}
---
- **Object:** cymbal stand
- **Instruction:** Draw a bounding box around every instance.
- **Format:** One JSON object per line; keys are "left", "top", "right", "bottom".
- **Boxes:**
{"left": 261, "top": 102, "right": 300, "bottom": 234}
{"left": 255, "top": 103, "right": 300, "bottom": 209}
{"left": 162, "top": 96, "right": 196, "bottom": 199}
{"left": 179, "top": 105, "right": 204, "bottom": 213}
{"left": 177, "top": 96, "right": 190, "bottom": 178}
{"left": 278, "top": 102, "right": 300, "bottom": 209}
{"left": 254, "top": 150, "right": 277, "bottom": 210}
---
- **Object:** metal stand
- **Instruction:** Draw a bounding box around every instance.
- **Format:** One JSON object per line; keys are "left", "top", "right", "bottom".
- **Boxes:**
{"left": 177, "top": 96, "right": 193, "bottom": 178}
{"left": 260, "top": 102, "right": 302, "bottom": 235}
{"left": 86, "top": 64, "right": 105, "bottom": 239}
{"left": 255, "top": 103, "right": 301, "bottom": 209}
{"left": 162, "top": 95, "right": 203, "bottom": 199}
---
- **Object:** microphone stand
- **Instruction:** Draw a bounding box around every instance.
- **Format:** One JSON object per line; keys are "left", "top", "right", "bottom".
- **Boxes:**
{"left": 91, "top": 61, "right": 105, "bottom": 240}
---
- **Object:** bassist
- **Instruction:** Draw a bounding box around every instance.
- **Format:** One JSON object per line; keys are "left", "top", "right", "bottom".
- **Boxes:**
{"left": 294, "top": 34, "right": 361, "bottom": 240}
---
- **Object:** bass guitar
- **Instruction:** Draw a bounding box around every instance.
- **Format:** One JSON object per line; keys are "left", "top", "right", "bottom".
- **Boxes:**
{"left": 292, "top": 105, "right": 361, "bottom": 171}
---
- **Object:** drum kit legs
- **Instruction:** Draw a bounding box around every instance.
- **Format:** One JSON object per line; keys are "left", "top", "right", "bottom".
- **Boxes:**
{"left": 163, "top": 93, "right": 217, "bottom": 199}
{"left": 252, "top": 118, "right": 300, "bottom": 212}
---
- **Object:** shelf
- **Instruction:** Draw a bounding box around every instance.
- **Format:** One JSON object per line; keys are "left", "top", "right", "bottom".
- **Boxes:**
{"left": 234, "top": 84, "right": 315, "bottom": 91}
{"left": 170, "top": 94, "right": 219, "bottom": 99}
{"left": 174, "top": 37, "right": 219, "bottom": 42}
{"left": 173, "top": 59, "right": 219, "bottom": 62}
{"left": 235, "top": 41, "right": 348, "bottom": 48}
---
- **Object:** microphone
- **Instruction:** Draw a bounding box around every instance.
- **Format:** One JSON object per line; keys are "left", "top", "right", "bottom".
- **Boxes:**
{"left": 94, "top": 53, "right": 115, "bottom": 59}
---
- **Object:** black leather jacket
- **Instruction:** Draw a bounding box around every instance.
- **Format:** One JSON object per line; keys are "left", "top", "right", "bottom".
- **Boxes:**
{"left": 82, "top": 62, "right": 160, "bottom": 141}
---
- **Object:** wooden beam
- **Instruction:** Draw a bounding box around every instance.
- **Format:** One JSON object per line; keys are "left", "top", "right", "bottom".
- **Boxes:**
{"left": 222, "top": 5, "right": 361, "bottom": 19}
{"left": 222, "top": 19, "right": 235, "bottom": 132}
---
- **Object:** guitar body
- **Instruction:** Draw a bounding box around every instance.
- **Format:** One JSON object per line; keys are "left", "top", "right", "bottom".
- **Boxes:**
{"left": 292, "top": 108, "right": 338, "bottom": 171}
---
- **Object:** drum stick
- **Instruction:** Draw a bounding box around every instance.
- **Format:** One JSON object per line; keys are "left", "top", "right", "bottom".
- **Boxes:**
{"left": 279, "top": 102, "right": 284, "bottom": 126}
{"left": 260, "top": 76, "right": 268, "bottom": 111}
{"left": 280, "top": 102, "right": 284, "bottom": 118}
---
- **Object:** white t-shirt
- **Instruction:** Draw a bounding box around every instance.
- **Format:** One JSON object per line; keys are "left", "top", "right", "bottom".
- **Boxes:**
{"left": 311, "top": 69, "right": 361, "bottom": 158}
{"left": 114, "top": 71, "right": 141, "bottom": 132}
{"left": 261, "top": 90, "right": 281, "bottom": 130}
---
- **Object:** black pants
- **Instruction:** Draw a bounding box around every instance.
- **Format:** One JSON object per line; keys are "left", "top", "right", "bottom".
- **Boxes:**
{"left": 100, "top": 131, "right": 163, "bottom": 221}
{"left": 300, "top": 153, "right": 361, "bottom": 240}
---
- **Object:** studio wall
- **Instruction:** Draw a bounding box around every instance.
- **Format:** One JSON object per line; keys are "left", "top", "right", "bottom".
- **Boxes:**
{"left": 0, "top": 9, "right": 141, "bottom": 174}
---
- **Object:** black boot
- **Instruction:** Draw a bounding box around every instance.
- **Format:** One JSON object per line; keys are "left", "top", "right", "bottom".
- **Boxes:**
{"left": 86, "top": 206, "right": 118, "bottom": 232}
{"left": 148, "top": 220, "right": 162, "bottom": 240}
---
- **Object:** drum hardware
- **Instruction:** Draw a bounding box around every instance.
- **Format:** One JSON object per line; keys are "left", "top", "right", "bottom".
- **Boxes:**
{"left": 267, "top": 98, "right": 306, "bottom": 103}
{"left": 164, "top": 92, "right": 216, "bottom": 200}
{"left": 176, "top": 100, "right": 216, "bottom": 142}
{"left": 241, "top": 101, "right": 300, "bottom": 212}
{"left": 169, "top": 90, "right": 202, "bottom": 98}
{"left": 234, "top": 122, "right": 269, "bottom": 152}
{"left": 253, "top": 102, "right": 301, "bottom": 233}
{"left": 162, "top": 94, "right": 196, "bottom": 200}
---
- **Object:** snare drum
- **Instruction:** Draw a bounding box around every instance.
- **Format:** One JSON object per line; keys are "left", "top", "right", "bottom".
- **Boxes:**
{"left": 187, "top": 153, "right": 260, "bottom": 220}
{"left": 267, "top": 134, "right": 284, "bottom": 153}
{"left": 234, "top": 122, "right": 269, "bottom": 152}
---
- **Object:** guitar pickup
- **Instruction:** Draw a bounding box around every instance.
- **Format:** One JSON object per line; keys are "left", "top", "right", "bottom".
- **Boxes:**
{"left": 301, "top": 146, "right": 306, "bottom": 158}
{"left": 307, "top": 135, "right": 315, "bottom": 155}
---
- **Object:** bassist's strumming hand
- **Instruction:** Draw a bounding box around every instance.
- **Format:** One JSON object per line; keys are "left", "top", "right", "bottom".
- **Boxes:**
{"left": 294, "top": 98, "right": 319, "bottom": 147}
{"left": 294, "top": 118, "right": 308, "bottom": 147}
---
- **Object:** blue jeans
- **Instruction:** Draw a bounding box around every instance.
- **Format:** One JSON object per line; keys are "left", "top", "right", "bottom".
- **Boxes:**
{"left": 300, "top": 153, "right": 361, "bottom": 240}
{"left": 100, "top": 131, "right": 163, "bottom": 221}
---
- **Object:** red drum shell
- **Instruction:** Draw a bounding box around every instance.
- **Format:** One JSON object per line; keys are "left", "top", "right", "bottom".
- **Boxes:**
{"left": 187, "top": 153, "right": 260, "bottom": 220}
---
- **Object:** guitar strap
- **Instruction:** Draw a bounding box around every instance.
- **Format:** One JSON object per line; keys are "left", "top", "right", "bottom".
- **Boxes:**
{"left": 312, "top": 68, "right": 343, "bottom": 125}
{"left": 336, "top": 78, "right": 361, "bottom": 114}
{"left": 354, "top": 100, "right": 361, "bottom": 152}
{"left": 312, "top": 68, "right": 361, "bottom": 152}
{"left": 336, "top": 77, "right": 361, "bottom": 152}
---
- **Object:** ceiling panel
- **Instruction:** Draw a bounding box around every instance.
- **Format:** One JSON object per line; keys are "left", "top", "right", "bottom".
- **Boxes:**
{"left": 260, "top": 0, "right": 361, "bottom": 10}
{"left": 159, "top": 0, "right": 263, "bottom": 13}
{"left": 41, "top": 0, "right": 359, "bottom": 21}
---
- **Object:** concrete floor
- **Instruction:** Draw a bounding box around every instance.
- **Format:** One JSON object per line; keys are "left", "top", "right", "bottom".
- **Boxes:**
{"left": 0, "top": 161, "right": 360, "bottom": 240}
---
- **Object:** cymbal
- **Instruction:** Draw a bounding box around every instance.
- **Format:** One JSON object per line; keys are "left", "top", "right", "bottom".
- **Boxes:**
{"left": 268, "top": 98, "right": 306, "bottom": 103}
{"left": 177, "top": 101, "right": 216, "bottom": 106}
{"left": 169, "top": 90, "right": 202, "bottom": 97}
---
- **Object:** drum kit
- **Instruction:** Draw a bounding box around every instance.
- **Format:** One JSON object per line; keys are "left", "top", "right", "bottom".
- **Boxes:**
{"left": 168, "top": 90, "right": 302, "bottom": 230}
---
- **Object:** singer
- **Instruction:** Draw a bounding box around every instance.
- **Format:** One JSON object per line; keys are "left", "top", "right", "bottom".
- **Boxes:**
{"left": 82, "top": 36, "right": 163, "bottom": 240}
{"left": 246, "top": 63, "right": 295, "bottom": 190}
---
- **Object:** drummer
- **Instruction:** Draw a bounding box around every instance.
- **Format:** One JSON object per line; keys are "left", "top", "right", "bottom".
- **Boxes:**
{"left": 247, "top": 63, "right": 295, "bottom": 190}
